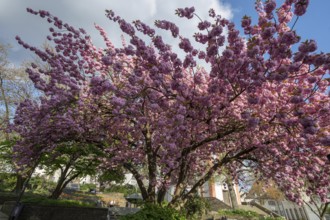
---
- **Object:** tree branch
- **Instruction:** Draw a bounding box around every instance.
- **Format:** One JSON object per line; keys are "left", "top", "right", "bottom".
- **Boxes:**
{"left": 123, "top": 163, "right": 148, "bottom": 200}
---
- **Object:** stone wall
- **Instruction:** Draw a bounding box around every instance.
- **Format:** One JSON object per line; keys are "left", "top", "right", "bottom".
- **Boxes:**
{"left": 2, "top": 201, "right": 109, "bottom": 220}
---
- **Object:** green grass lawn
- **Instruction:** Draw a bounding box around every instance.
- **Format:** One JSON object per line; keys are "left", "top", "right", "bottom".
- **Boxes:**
{"left": 22, "top": 197, "right": 94, "bottom": 207}
{"left": 218, "top": 209, "right": 285, "bottom": 220}
{"left": 0, "top": 191, "right": 98, "bottom": 208}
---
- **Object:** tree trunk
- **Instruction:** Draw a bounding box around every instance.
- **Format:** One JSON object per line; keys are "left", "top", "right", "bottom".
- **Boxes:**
{"left": 49, "top": 171, "right": 81, "bottom": 199}
{"left": 226, "top": 177, "right": 238, "bottom": 209}
{"left": 49, "top": 176, "right": 66, "bottom": 199}
{"left": 99, "top": 181, "right": 105, "bottom": 192}
{"left": 0, "top": 77, "right": 10, "bottom": 140}
{"left": 123, "top": 163, "right": 148, "bottom": 201}
{"left": 320, "top": 202, "right": 329, "bottom": 220}
{"left": 144, "top": 122, "right": 157, "bottom": 204}
{"left": 12, "top": 174, "right": 26, "bottom": 194}
{"left": 156, "top": 186, "right": 167, "bottom": 204}
{"left": 49, "top": 162, "right": 72, "bottom": 199}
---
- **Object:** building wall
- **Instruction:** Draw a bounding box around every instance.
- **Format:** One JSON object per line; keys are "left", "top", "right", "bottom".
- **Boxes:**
{"left": 282, "top": 200, "right": 314, "bottom": 220}
{"left": 214, "top": 181, "right": 224, "bottom": 201}
{"left": 204, "top": 178, "right": 241, "bottom": 207}
{"left": 234, "top": 184, "right": 242, "bottom": 205}
{"left": 164, "top": 176, "right": 241, "bottom": 206}
{"left": 256, "top": 198, "right": 324, "bottom": 220}
{"left": 201, "top": 181, "right": 210, "bottom": 197}
{"left": 302, "top": 201, "right": 328, "bottom": 220}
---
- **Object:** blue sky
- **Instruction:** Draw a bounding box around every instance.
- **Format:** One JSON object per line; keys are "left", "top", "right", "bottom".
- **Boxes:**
{"left": 222, "top": 0, "right": 330, "bottom": 53}
{"left": 0, "top": 0, "right": 329, "bottom": 64}
{"left": 0, "top": 0, "right": 231, "bottom": 64}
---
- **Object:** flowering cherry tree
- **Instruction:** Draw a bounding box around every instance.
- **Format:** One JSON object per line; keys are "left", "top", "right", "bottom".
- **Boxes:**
{"left": 13, "top": 0, "right": 329, "bottom": 206}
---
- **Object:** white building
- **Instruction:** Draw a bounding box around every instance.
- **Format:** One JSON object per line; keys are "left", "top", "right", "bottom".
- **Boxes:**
{"left": 164, "top": 176, "right": 241, "bottom": 207}
{"left": 244, "top": 193, "right": 330, "bottom": 220}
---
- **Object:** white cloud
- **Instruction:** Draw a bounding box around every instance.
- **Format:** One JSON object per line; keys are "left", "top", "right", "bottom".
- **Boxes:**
{"left": 0, "top": 0, "right": 233, "bottom": 64}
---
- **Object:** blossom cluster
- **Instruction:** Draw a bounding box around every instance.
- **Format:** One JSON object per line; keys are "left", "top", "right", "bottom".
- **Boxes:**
{"left": 12, "top": 0, "right": 330, "bottom": 204}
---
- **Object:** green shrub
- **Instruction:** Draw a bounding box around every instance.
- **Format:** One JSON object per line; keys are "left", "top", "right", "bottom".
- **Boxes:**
{"left": 27, "top": 176, "right": 56, "bottom": 195}
{"left": 218, "top": 209, "right": 285, "bottom": 220}
{"left": 119, "top": 204, "right": 186, "bottom": 220}
{"left": 104, "top": 184, "right": 138, "bottom": 196}
{"left": 182, "top": 195, "right": 210, "bottom": 219}
{"left": 218, "top": 209, "right": 260, "bottom": 219}
{"left": 22, "top": 197, "right": 94, "bottom": 207}
{"left": 80, "top": 183, "right": 97, "bottom": 192}
{"left": 0, "top": 191, "right": 94, "bottom": 207}
{"left": 0, "top": 173, "right": 16, "bottom": 191}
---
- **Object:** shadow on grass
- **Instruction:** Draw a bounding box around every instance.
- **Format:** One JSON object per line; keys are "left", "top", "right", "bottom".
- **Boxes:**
{"left": 0, "top": 191, "right": 100, "bottom": 207}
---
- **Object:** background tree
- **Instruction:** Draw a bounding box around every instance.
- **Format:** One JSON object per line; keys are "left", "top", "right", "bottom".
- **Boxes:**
{"left": 0, "top": 42, "right": 38, "bottom": 193}
{"left": 0, "top": 140, "right": 16, "bottom": 191}
{"left": 247, "top": 181, "right": 284, "bottom": 203}
{"left": 0, "top": 44, "right": 36, "bottom": 138}
{"left": 39, "top": 141, "right": 102, "bottom": 199}
{"left": 0, "top": 43, "right": 11, "bottom": 140}
{"left": 97, "top": 168, "right": 125, "bottom": 192}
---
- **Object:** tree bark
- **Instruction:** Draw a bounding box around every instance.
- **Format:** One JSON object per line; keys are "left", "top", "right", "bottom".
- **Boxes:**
{"left": 156, "top": 185, "right": 167, "bottom": 204}
{"left": 226, "top": 176, "right": 238, "bottom": 209}
{"left": 143, "top": 123, "right": 157, "bottom": 203}
{"left": 169, "top": 146, "right": 257, "bottom": 207}
{"left": 12, "top": 174, "right": 25, "bottom": 194}
{"left": 49, "top": 171, "right": 81, "bottom": 199}
{"left": 123, "top": 163, "right": 148, "bottom": 200}
{"left": 170, "top": 156, "right": 226, "bottom": 207}
{"left": 49, "top": 176, "right": 66, "bottom": 199}
{"left": 0, "top": 76, "right": 10, "bottom": 140}
{"left": 48, "top": 159, "right": 73, "bottom": 199}
{"left": 320, "top": 202, "right": 329, "bottom": 220}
